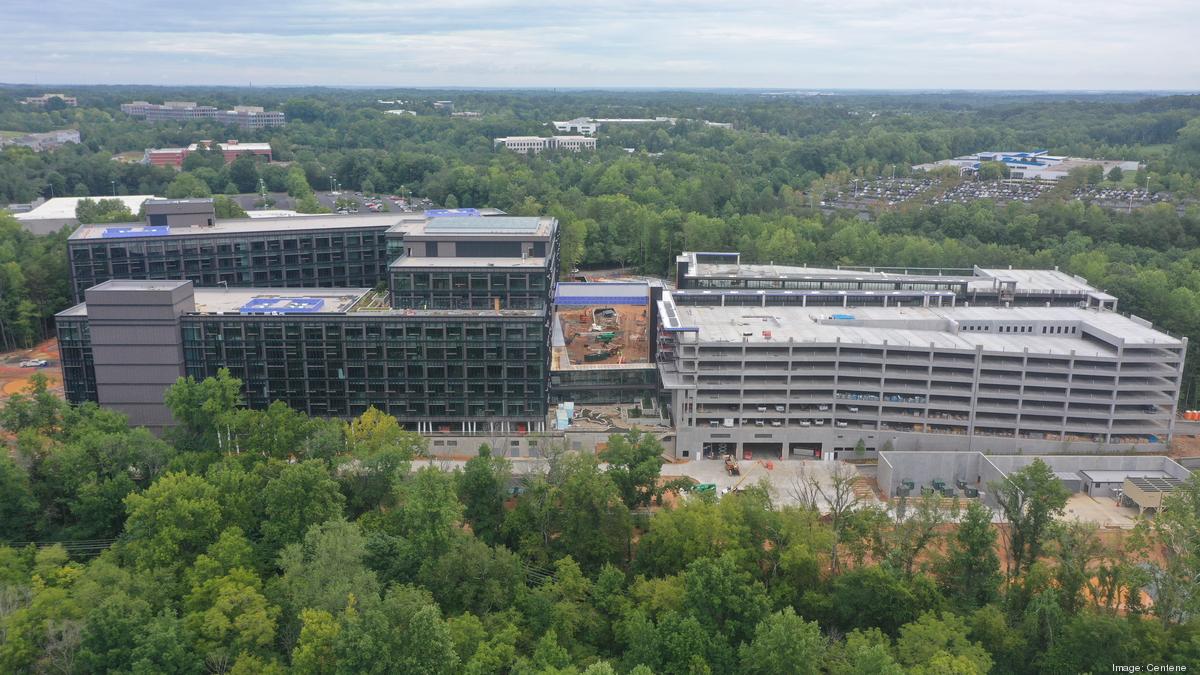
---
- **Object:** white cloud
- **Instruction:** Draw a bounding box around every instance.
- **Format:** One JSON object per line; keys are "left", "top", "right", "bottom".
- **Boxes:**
{"left": 1, "top": 0, "right": 1197, "bottom": 88}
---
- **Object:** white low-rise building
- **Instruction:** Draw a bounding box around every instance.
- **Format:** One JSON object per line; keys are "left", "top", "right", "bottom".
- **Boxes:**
{"left": 494, "top": 136, "right": 597, "bottom": 154}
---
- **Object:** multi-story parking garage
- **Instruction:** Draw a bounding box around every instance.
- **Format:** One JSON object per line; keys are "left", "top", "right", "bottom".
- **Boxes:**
{"left": 657, "top": 296, "right": 1184, "bottom": 460}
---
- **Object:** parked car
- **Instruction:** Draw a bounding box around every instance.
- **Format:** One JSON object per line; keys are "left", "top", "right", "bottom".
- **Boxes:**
{"left": 20, "top": 359, "right": 47, "bottom": 368}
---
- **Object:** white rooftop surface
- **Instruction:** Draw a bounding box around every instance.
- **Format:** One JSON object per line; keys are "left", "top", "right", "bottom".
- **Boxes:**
{"left": 188, "top": 142, "right": 272, "bottom": 151}
{"left": 191, "top": 288, "right": 370, "bottom": 314}
{"left": 71, "top": 213, "right": 407, "bottom": 239}
{"left": 1079, "top": 469, "right": 1170, "bottom": 483}
{"left": 15, "top": 195, "right": 157, "bottom": 221}
{"left": 971, "top": 268, "right": 1101, "bottom": 294}
{"left": 59, "top": 287, "right": 371, "bottom": 317}
{"left": 403, "top": 215, "right": 555, "bottom": 239}
{"left": 687, "top": 261, "right": 1102, "bottom": 295}
{"left": 670, "top": 304, "right": 1181, "bottom": 354}
{"left": 693, "top": 262, "right": 976, "bottom": 282}
{"left": 244, "top": 209, "right": 321, "bottom": 219}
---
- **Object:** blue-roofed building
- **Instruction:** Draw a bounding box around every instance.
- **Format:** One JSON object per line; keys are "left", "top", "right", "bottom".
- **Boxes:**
{"left": 912, "top": 150, "right": 1141, "bottom": 181}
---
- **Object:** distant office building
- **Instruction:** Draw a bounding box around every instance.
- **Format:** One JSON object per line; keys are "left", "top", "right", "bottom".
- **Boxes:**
{"left": 384, "top": 109, "right": 418, "bottom": 116}
{"left": 21, "top": 93, "right": 77, "bottom": 107}
{"left": 494, "top": 136, "right": 596, "bottom": 154}
{"left": 122, "top": 101, "right": 285, "bottom": 128}
{"left": 553, "top": 117, "right": 674, "bottom": 135}
{"left": 0, "top": 129, "right": 80, "bottom": 152}
{"left": 913, "top": 149, "right": 1141, "bottom": 181}
{"left": 552, "top": 118, "right": 600, "bottom": 135}
{"left": 451, "top": 111, "right": 483, "bottom": 118}
{"left": 551, "top": 116, "right": 729, "bottom": 135}
{"left": 143, "top": 139, "right": 273, "bottom": 168}
{"left": 214, "top": 106, "right": 286, "bottom": 129}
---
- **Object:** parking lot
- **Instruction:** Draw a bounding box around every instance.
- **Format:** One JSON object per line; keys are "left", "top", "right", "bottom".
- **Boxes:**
{"left": 930, "top": 179, "right": 1056, "bottom": 205}
{"left": 816, "top": 175, "right": 1188, "bottom": 213}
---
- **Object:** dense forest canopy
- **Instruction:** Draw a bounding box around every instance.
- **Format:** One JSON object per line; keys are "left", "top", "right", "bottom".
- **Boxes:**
{"left": 0, "top": 371, "right": 1199, "bottom": 673}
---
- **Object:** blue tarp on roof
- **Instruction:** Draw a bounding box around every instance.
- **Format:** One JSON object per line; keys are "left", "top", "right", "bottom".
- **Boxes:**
{"left": 101, "top": 226, "right": 170, "bottom": 238}
{"left": 239, "top": 297, "right": 326, "bottom": 314}
{"left": 425, "top": 208, "right": 481, "bottom": 217}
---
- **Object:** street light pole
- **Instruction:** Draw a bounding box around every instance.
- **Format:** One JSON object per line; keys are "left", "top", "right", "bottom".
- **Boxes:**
{"left": 110, "top": 180, "right": 116, "bottom": 197}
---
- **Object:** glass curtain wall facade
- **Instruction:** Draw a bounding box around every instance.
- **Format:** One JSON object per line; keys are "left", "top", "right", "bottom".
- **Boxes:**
{"left": 390, "top": 269, "right": 549, "bottom": 310}
{"left": 56, "top": 316, "right": 96, "bottom": 404}
{"left": 68, "top": 228, "right": 391, "bottom": 300}
{"left": 179, "top": 313, "right": 548, "bottom": 427}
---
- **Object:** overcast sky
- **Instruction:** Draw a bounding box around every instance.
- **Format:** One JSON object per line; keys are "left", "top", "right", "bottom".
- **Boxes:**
{"left": 4, "top": 0, "right": 1198, "bottom": 90}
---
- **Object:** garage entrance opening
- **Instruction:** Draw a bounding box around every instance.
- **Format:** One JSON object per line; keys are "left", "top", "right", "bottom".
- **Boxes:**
{"left": 789, "top": 442, "right": 823, "bottom": 459}
{"left": 702, "top": 442, "right": 735, "bottom": 460}
{"left": 742, "top": 442, "right": 783, "bottom": 460}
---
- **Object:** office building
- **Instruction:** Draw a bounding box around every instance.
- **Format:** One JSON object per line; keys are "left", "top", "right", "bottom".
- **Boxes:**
{"left": 143, "top": 139, "right": 273, "bottom": 168}
{"left": 389, "top": 213, "right": 559, "bottom": 311}
{"left": 67, "top": 213, "right": 403, "bottom": 301}
{"left": 214, "top": 107, "right": 286, "bottom": 129}
{"left": 121, "top": 101, "right": 285, "bottom": 128}
{"left": 551, "top": 116, "right": 730, "bottom": 135}
{"left": 21, "top": 94, "right": 77, "bottom": 107}
{"left": 58, "top": 212, "right": 559, "bottom": 435}
{"left": 493, "top": 136, "right": 596, "bottom": 154}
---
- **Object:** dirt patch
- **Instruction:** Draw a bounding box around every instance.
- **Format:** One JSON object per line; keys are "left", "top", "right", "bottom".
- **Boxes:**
{"left": 558, "top": 304, "right": 650, "bottom": 366}
{"left": 1169, "top": 434, "right": 1200, "bottom": 458}
{"left": 0, "top": 338, "right": 64, "bottom": 401}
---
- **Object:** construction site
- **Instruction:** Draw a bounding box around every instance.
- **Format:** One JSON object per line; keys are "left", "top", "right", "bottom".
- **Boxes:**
{"left": 558, "top": 303, "right": 650, "bottom": 366}
{"left": 549, "top": 282, "right": 661, "bottom": 408}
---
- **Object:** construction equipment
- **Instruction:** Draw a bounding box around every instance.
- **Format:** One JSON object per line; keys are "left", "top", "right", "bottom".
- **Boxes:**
{"left": 723, "top": 454, "right": 740, "bottom": 476}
